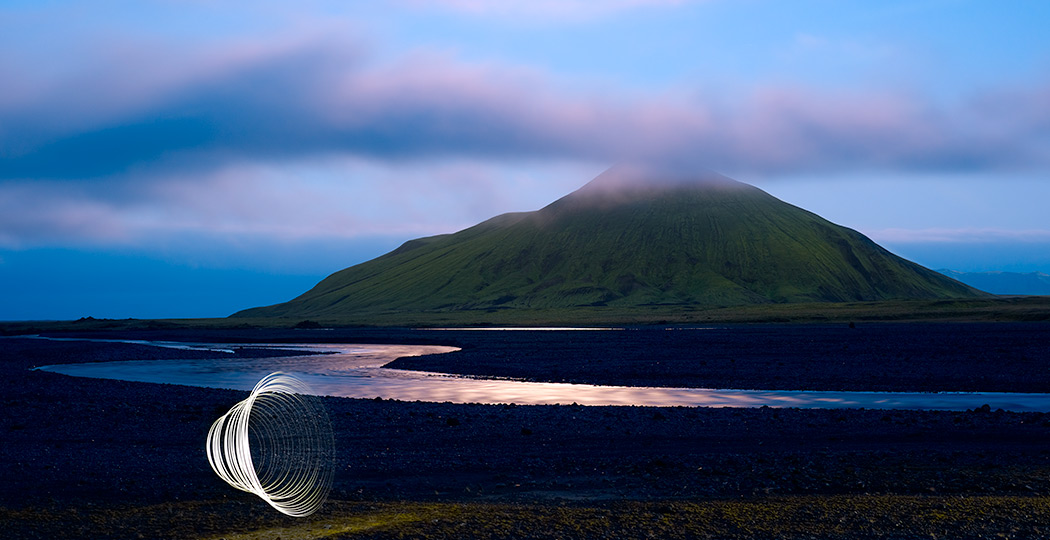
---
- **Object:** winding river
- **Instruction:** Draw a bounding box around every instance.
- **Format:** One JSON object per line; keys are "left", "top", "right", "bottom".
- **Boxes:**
{"left": 32, "top": 339, "right": 1050, "bottom": 412}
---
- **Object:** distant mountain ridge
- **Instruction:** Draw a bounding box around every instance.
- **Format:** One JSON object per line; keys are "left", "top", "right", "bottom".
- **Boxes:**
{"left": 938, "top": 270, "right": 1050, "bottom": 296}
{"left": 234, "top": 165, "right": 986, "bottom": 320}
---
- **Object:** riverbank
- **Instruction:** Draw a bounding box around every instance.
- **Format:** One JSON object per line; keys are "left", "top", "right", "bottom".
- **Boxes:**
{"left": 2, "top": 296, "right": 1050, "bottom": 333}
{"left": 31, "top": 333, "right": 1050, "bottom": 410}
{"left": 4, "top": 327, "right": 1050, "bottom": 538}
{"left": 393, "top": 322, "right": 1050, "bottom": 393}
{"left": 22, "top": 322, "right": 1050, "bottom": 393}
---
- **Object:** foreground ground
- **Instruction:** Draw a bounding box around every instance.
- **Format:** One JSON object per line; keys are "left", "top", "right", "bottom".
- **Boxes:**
{"left": 3, "top": 324, "right": 1050, "bottom": 538}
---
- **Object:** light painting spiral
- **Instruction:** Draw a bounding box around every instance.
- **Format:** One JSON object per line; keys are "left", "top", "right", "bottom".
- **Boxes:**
{"left": 206, "top": 372, "right": 335, "bottom": 517}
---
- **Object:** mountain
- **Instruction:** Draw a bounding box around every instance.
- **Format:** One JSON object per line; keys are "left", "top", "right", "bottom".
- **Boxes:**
{"left": 233, "top": 165, "right": 986, "bottom": 320}
{"left": 938, "top": 270, "right": 1050, "bottom": 296}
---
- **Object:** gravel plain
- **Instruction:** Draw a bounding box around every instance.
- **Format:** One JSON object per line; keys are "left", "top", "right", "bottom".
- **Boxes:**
{"left": 3, "top": 323, "right": 1050, "bottom": 539}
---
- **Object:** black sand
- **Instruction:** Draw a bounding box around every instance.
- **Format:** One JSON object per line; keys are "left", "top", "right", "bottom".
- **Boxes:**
{"left": 3, "top": 324, "right": 1050, "bottom": 539}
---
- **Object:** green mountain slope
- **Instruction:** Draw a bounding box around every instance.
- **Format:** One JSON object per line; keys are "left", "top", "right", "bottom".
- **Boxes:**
{"left": 233, "top": 165, "right": 986, "bottom": 319}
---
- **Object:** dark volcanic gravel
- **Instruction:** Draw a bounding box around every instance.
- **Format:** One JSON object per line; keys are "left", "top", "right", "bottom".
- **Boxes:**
{"left": 388, "top": 322, "right": 1050, "bottom": 393}
{"left": 3, "top": 325, "right": 1050, "bottom": 539}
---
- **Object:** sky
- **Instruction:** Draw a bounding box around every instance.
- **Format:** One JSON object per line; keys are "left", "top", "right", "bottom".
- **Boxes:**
{"left": 2, "top": 0, "right": 1049, "bottom": 320}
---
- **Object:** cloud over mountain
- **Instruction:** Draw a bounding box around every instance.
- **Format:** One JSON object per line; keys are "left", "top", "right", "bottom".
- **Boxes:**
{"left": 3, "top": 32, "right": 1050, "bottom": 185}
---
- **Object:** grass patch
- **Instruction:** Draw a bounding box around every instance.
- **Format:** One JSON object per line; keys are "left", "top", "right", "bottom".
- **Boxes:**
{"left": 3, "top": 296, "right": 1049, "bottom": 335}
{"left": 6, "top": 495, "right": 1050, "bottom": 539}
{"left": 200, "top": 508, "right": 426, "bottom": 540}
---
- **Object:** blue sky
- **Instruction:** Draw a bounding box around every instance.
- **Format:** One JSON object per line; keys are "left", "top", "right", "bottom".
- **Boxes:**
{"left": 2, "top": 0, "right": 1049, "bottom": 320}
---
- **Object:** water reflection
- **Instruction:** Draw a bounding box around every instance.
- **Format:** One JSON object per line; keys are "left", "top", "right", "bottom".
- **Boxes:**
{"left": 36, "top": 342, "right": 1050, "bottom": 412}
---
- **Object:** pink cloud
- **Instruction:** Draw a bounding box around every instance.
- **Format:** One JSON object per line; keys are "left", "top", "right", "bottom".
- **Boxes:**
{"left": 2, "top": 31, "right": 1050, "bottom": 182}
{"left": 395, "top": 0, "right": 695, "bottom": 19}
{"left": 0, "top": 182, "right": 136, "bottom": 247}
{"left": 869, "top": 228, "right": 1050, "bottom": 244}
{"left": 0, "top": 157, "right": 600, "bottom": 249}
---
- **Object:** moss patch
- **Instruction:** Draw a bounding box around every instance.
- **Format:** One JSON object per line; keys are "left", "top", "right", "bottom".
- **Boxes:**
{"left": 6, "top": 495, "right": 1050, "bottom": 539}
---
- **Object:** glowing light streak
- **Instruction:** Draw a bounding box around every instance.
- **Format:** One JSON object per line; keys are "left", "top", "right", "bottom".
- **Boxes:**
{"left": 206, "top": 372, "right": 335, "bottom": 517}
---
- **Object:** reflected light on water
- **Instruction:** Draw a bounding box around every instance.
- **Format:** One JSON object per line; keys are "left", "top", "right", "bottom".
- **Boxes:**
{"left": 35, "top": 342, "right": 1050, "bottom": 412}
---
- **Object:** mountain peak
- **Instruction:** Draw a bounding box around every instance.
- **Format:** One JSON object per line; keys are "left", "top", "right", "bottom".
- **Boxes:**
{"left": 548, "top": 163, "right": 753, "bottom": 214}
{"left": 577, "top": 162, "right": 742, "bottom": 195}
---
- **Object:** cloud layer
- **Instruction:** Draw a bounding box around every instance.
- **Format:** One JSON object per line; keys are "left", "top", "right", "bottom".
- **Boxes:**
{"left": 3, "top": 11, "right": 1050, "bottom": 272}
{"left": 397, "top": 0, "right": 695, "bottom": 19}
{"left": 869, "top": 228, "right": 1050, "bottom": 244}
{"left": 4, "top": 32, "right": 1049, "bottom": 185}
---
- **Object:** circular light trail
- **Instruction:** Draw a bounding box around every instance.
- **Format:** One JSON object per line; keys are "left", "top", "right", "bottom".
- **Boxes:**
{"left": 206, "top": 372, "right": 335, "bottom": 517}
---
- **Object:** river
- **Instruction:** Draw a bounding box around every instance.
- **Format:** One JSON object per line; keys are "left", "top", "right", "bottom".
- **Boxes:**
{"left": 32, "top": 339, "right": 1050, "bottom": 411}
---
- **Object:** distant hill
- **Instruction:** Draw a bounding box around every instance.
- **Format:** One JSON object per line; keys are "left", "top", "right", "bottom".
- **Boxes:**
{"left": 233, "top": 164, "right": 987, "bottom": 320}
{"left": 938, "top": 270, "right": 1050, "bottom": 296}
